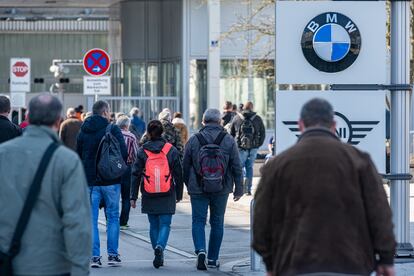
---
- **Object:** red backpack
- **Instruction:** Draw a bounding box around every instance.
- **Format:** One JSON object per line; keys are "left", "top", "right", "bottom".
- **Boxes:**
{"left": 143, "top": 143, "right": 173, "bottom": 195}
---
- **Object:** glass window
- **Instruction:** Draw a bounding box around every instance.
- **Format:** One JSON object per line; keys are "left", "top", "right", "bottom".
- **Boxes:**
{"left": 189, "top": 59, "right": 207, "bottom": 130}
{"left": 124, "top": 62, "right": 145, "bottom": 96}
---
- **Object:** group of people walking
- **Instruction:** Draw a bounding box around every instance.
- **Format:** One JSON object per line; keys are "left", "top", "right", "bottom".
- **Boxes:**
{"left": 0, "top": 92, "right": 396, "bottom": 276}
{"left": 0, "top": 93, "right": 267, "bottom": 275}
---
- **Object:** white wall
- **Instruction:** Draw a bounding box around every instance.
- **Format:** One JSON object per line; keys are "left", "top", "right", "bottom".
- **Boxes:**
{"left": 189, "top": 0, "right": 275, "bottom": 59}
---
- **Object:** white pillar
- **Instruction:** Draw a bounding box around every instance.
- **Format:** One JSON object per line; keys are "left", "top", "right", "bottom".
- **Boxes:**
{"left": 207, "top": 0, "right": 221, "bottom": 110}
{"left": 182, "top": 0, "right": 190, "bottom": 124}
{"left": 390, "top": 0, "right": 412, "bottom": 253}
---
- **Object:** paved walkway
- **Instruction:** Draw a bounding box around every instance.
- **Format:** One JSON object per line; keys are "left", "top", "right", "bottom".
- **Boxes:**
{"left": 91, "top": 170, "right": 414, "bottom": 275}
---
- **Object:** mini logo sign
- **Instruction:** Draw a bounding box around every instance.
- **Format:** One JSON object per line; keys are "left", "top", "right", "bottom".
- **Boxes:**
{"left": 283, "top": 112, "right": 379, "bottom": 146}
{"left": 12, "top": 62, "right": 29, "bottom": 77}
{"left": 301, "top": 12, "right": 362, "bottom": 73}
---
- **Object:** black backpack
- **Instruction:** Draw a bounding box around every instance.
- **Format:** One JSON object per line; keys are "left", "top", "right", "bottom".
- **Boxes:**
{"left": 195, "top": 132, "right": 227, "bottom": 193}
{"left": 238, "top": 114, "right": 256, "bottom": 150}
{"left": 96, "top": 124, "right": 127, "bottom": 181}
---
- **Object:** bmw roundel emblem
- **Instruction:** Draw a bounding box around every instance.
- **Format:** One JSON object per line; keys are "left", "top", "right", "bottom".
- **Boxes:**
{"left": 301, "top": 12, "right": 361, "bottom": 73}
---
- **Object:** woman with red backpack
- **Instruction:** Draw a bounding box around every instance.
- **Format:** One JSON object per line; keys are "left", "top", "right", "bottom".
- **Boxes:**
{"left": 130, "top": 120, "right": 183, "bottom": 269}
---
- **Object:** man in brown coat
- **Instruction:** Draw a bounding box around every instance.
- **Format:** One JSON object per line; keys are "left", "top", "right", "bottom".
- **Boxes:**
{"left": 253, "top": 98, "right": 396, "bottom": 276}
{"left": 59, "top": 107, "right": 82, "bottom": 151}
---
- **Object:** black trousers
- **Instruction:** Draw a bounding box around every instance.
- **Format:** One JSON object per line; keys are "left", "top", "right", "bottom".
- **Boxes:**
{"left": 120, "top": 165, "right": 132, "bottom": 226}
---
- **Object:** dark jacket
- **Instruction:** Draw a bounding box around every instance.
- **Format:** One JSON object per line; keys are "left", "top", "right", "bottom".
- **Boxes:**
{"left": 222, "top": 111, "right": 235, "bottom": 127}
{"left": 183, "top": 124, "right": 243, "bottom": 196}
{"left": 131, "top": 115, "right": 146, "bottom": 138}
{"left": 0, "top": 115, "right": 21, "bottom": 144}
{"left": 59, "top": 117, "right": 82, "bottom": 151}
{"left": 230, "top": 110, "right": 266, "bottom": 149}
{"left": 141, "top": 119, "right": 184, "bottom": 156}
{"left": 130, "top": 138, "right": 183, "bottom": 214}
{"left": 77, "top": 115, "right": 128, "bottom": 186}
{"left": 252, "top": 128, "right": 396, "bottom": 276}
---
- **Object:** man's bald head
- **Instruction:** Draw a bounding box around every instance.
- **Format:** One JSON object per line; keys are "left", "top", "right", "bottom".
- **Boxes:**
{"left": 29, "top": 94, "right": 62, "bottom": 126}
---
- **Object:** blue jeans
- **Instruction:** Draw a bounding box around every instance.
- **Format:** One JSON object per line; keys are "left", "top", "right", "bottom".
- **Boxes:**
{"left": 190, "top": 194, "right": 229, "bottom": 262}
{"left": 90, "top": 184, "right": 121, "bottom": 257}
{"left": 147, "top": 214, "right": 173, "bottom": 250}
{"left": 239, "top": 148, "right": 258, "bottom": 193}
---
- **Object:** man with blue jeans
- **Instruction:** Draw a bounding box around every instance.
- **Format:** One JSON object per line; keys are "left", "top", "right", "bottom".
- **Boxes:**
{"left": 230, "top": 101, "right": 266, "bottom": 195}
{"left": 183, "top": 109, "right": 243, "bottom": 270}
{"left": 77, "top": 100, "right": 127, "bottom": 268}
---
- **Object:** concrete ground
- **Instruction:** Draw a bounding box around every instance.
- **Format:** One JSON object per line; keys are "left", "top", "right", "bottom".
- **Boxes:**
{"left": 91, "top": 161, "right": 414, "bottom": 276}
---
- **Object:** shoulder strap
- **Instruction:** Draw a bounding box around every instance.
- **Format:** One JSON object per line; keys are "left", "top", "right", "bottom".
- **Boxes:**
{"left": 8, "top": 142, "right": 60, "bottom": 257}
{"left": 214, "top": 132, "right": 227, "bottom": 146}
{"left": 195, "top": 133, "right": 208, "bottom": 146}
{"left": 161, "top": 143, "right": 173, "bottom": 155}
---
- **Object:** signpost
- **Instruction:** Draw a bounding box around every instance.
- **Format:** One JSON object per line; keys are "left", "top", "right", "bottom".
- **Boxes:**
{"left": 269, "top": 0, "right": 412, "bottom": 260}
{"left": 10, "top": 58, "right": 31, "bottom": 92}
{"left": 275, "top": 1, "right": 386, "bottom": 84}
{"left": 276, "top": 91, "right": 386, "bottom": 173}
{"left": 82, "top": 49, "right": 111, "bottom": 105}
{"left": 10, "top": 58, "right": 30, "bottom": 124}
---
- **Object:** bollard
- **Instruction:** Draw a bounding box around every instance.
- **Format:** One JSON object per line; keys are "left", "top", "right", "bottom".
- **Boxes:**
{"left": 250, "top": 199, "right": 263, "bottom": 271}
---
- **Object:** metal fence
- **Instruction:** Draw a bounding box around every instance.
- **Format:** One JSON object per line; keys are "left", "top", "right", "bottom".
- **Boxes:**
{"left": 97, "top": 96, "right": 180, "bottom": 123}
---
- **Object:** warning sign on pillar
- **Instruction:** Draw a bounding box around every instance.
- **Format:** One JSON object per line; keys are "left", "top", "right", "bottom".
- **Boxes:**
{"left": 10, "top": 58, "right": 31, "bottom": 92}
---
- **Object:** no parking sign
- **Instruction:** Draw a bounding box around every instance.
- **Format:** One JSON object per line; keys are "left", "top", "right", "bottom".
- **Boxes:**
{"left": 83, "top": 48, "right": 110, "bottom": 76}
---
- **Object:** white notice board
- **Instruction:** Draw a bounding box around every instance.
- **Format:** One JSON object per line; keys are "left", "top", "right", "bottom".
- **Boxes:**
{"left": 276, "top": 91, "right": 386, "bottom": 173}
{"left": 275, "top": 1, "right": 386, "bottom": 84}
{"left": 83, "top": 76, "right": 111, "bottom": 96}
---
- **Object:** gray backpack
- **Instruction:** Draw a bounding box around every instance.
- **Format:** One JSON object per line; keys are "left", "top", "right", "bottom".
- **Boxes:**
{"left": 96, "top": 124, "right": 127, "bottom": 181}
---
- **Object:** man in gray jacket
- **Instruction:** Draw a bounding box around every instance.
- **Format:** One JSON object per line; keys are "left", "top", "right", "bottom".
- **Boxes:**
{"left": 0, "top": 94, "right": 91, "bottom": 276}
{"left": 183, "top": 108, "right": 243, "bottom": 271}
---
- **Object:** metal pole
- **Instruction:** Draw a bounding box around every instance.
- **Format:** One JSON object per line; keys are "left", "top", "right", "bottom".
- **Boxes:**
{"left": 247, "top": 0, "right": 254, "bottom": 102}
{"left": 390, "top": 0, "right": 413, "bottom": 257}
{"left": 250, "top": 199, "right": 262, "bottom": 271}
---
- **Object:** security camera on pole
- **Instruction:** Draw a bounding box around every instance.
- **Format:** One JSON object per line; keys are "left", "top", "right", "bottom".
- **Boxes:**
{"left": 83, "top": 48, "right": 111, "bottom": 105}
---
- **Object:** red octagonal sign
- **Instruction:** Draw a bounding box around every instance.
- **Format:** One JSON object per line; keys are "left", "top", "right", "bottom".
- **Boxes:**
{"left": 12, "top": 62, "right": 29, "bottom": 77}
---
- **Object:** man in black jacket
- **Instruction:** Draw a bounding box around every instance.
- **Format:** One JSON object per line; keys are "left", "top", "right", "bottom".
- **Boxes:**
{"left": 0, "top": 96, "right": 21, "bottom": 144}
{"left": 230, "top": 101, "right": 265, "bottom": 195}
{"left": 77, "top": 100, "right": 127, "bottom": 268}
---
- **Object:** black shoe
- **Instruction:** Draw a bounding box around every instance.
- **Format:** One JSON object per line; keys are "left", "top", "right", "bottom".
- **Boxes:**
{"left": 108, "top": 255, "right": 122, "bottom": 267}
{"left": 90, "top": 257, "right": 102, "bottom": 268}
{"left": 196, "top": 251, "right": 207, "bottom": 271}
{"left": 207, "top": 259, "right": 220, "bottom": 269}
{"left": 153, "top": 246, "right": 164, "bottom": 269}
{"left": 246, "top": 192, "right": 252, "bottom": 196}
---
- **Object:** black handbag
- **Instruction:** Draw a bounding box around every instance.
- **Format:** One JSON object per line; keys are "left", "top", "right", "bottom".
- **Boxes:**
{"left": 0, "top": 142, "right": 59, "bottom": 276}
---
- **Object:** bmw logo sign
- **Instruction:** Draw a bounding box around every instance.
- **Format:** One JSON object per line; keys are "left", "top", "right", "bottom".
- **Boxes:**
{"left": 301, "top": 12, "right": 361, "bottom": 73}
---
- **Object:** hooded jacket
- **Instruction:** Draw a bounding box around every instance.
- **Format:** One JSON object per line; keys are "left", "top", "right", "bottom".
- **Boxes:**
{"left": 252, "top": 128, "right": 396, "bottom": 275}
{"left": 131, "top": 138, "right": 183, "bottom": 214}
{"left": 77, "top": 115, "right": 128, "bottom": 186}
{"left": 183, "top": 123, "right": 243, "bottom": 196}
{"left": 230, "top": 110, "right": 266, "bottom": 149}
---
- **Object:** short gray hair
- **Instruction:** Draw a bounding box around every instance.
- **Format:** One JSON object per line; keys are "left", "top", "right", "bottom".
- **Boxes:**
{"left": 130, "top": 107, "right": 140, "bottom": 117}
{"left": 202, "top": 108, "right": 221, "bottom": 124}
{"left": 29, "top": 94, "right": 62, "bottom": 126}
{"left": 116, "top": 115, "right": 131, "bottom": 129}
{"left": 300, "top": 98, "right": 334, "bottom": 129}
{"left": 66, "top": 107, "right": 76, "bottom": 118}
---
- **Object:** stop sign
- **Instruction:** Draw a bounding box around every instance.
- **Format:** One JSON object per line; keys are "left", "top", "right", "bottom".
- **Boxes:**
{"left": 12, "top": 62, "right": 29, "bottom": 77}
